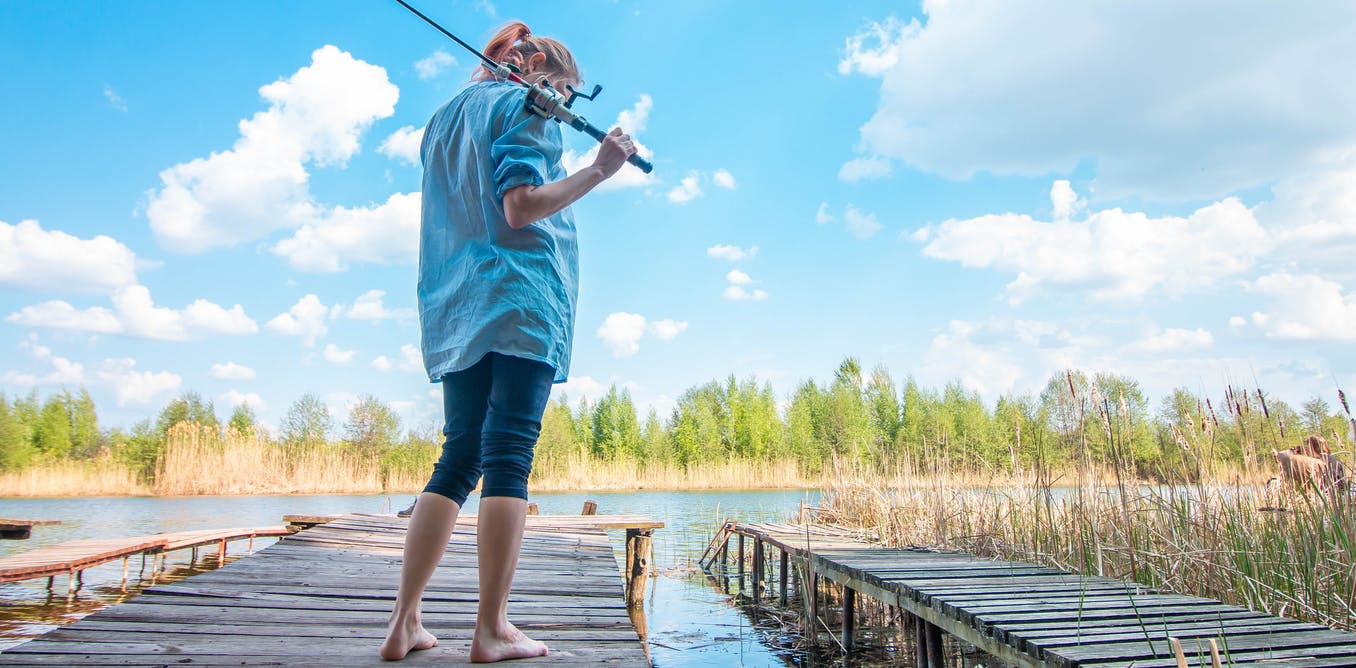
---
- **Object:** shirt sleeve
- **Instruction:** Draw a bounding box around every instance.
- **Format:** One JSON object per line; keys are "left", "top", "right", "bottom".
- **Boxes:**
{"left": 491, "top": 94, "right": 564, "bottom": 199}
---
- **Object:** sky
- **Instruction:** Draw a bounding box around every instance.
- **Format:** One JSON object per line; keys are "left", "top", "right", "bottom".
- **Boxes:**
{"left": 3, "top": 0, "right": 1356, "bottom": 433}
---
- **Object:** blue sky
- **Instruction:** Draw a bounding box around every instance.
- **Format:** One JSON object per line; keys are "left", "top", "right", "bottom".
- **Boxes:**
{"left": 3, "top": 0, "right": 1355, "bottom": 432}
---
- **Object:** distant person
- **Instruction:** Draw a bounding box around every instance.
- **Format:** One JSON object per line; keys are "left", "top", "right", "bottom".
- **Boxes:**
{"left": 1274, "top": 434, "right": 1350, "bottom": 493}
{"left": 379, "top": 21, "right": 636, "bottom": 663}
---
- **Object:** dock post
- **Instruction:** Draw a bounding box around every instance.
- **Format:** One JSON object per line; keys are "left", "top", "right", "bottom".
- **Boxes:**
{"left": 121, "top": 556, "right": 129, "bottom": 588}
{"left": 737, "top": 533, "right": 745, "bottom": 581}
{"left": 926, "top": 621, "right": 944, "bottom": 667}
{"left": 624, "top": 528, "right": 652, "bottom": 608}
{"left": 914, "top": 615, "right": 928, "bottom": 668}
{"left": 808, "top": 571, "right": 820, "bottom": 647}
{"left": 526, "top": 503, "right": 539, "bottom": 515}
{"left": 842, "top": 586, "right": 856, "bottom": 653}
{"left": 45, "top": 575, "right": 53, "bottom": 590}
{"left": 778, "top": 549, "right": 788, "bottom": 605}
{"left": 67, "top": 570, "right": 76, "bottom": 595}
{"left": 751, "top": 539, "right": 762, "bottom": 603}
{"left": 581, "top": 500, "right": 597, "bottom": 515}
{"left": 191, "top": 547, "right": 198, "bottom": 563}
{"left": 218, "top": 538, "right": 227, "bottom": 566}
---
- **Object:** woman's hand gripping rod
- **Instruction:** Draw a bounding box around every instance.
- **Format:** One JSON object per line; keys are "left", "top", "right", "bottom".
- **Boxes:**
{"left": 392, "top": 0, "right": 654, "bottom": 174}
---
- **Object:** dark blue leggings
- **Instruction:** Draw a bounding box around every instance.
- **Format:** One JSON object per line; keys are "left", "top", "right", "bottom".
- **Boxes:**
{"left": 423, "top": 352, "right": 555, "bottom": 506}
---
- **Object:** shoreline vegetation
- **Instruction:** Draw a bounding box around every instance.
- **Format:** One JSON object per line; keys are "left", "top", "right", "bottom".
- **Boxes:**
{"left": 2, "top": 357, "right": 1354, "bottom": 497}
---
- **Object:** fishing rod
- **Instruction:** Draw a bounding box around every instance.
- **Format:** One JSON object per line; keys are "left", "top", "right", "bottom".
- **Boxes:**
{"left": 392, "top": 0, "right": 654, "bottom": 174}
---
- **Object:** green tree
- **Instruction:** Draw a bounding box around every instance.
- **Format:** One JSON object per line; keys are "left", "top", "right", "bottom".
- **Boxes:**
{"left": 344, "top": 395, "right": 401, "bottom": 452}
{"left": 591, "top": 386, "right": 640, "bottom": 459}
{"left": 228, "top": 402, "right": 258, "bottom": 435}
{"left": 67, "top": 389, "right": 100, "bottom": 458}
{"left": 0, "top": 394, "right": 37, "bottom": 469}
{"left": 32, "top": 395, "right": 73, "bottom": 459}
{"left": 156, "top": 391, "right": 218, "bottom": 438}
{"left": 281, "top": 393, "right": 332, "bottom": 446}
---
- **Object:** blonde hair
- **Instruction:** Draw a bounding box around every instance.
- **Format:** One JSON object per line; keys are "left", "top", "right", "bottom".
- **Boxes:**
{"left": 475, "top": 21, "right": 580, "bottom": 88}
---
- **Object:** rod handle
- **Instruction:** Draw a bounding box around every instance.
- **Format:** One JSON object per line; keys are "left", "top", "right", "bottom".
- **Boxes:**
{"left": 578, "top": 121, "right": 654, "bottom": 174}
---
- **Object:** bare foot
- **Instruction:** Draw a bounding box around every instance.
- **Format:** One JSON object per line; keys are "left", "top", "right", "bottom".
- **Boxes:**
{"left": 379, "top": 616, "right": 438, "bottom": 661}
{"left": 470, "top": 622, "right": 549, "bottom": 663}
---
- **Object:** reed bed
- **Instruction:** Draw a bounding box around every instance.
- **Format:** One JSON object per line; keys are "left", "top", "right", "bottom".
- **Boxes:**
{"left": 0, "top": 456, "right": 149, "bottom": 497}
{"left": 820, "top": 472, "right": 1356, "bottom": 631}
{"left": 527, "top": 454, "right": 820, "bottom": 491}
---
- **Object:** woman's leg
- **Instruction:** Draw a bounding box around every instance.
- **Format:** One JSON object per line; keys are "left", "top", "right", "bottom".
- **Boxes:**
{"left": 380, "top": 358, "right": 493, "bottom": 660}
{"left": 469, "top": 353, "right": 555, "bottom": 663}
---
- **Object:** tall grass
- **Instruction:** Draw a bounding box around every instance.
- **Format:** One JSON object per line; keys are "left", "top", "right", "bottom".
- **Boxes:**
{"left": 0, "top": 456, "right": 149, "bottom": 496}
{"left": 819, "top": 463, "right": 1356, "bottom": 630}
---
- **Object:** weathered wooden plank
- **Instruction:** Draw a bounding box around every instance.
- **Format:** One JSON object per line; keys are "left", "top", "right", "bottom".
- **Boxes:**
{"left": 1, "top": 513, "right": 653, "bottom": 666}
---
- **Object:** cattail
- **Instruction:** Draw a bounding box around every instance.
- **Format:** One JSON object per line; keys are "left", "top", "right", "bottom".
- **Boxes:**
{"left": 1118, "top": 391, "right": 1130, "bottom": 421}
{"left": 1257, "top": 388, "right": 1271, "bottom": 420}
{"left": 1206, "top": 398, "right": 1219, "bottom": 427}
{"left": 1339, "top": 389, "right": 1351, "bottom": 417}
{"left": 1277, "top": 414, "right": 1287, "bottom": 439}
{"left": 1066, "top": 371, "right": 1077, "bottom": 399}
{"left": 1170, "top": 425, "right": 1191, "bottom": 451}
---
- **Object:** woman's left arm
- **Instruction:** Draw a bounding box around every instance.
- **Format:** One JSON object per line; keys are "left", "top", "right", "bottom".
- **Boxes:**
{"left": 501, "top": 127, "right": 636, "bottom": 230}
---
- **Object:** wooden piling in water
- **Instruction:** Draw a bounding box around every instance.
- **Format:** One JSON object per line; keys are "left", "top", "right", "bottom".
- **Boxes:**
{"left": 842, "top": 585, "right": 856, "bottom": 652}
{"left": 624, "top": 527, "right": 652, "bottom": 609}
{"left": 779, "top": 549, "right": 789, "bottom": 605}
{"left": 581, "top": 500, "right": 598, "bottom": 515}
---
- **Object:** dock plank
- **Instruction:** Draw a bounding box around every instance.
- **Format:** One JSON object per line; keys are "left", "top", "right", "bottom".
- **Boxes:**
{"left": 1, "top": 513, "right": 652, "bottom": 666}
{"left": 724, "top": 521, "right": 1356, "bottom": 668}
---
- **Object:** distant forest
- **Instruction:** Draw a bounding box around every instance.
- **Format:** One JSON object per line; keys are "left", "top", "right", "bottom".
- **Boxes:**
{"left": 3, "top": 356, "right": 1353, "bottom": 481}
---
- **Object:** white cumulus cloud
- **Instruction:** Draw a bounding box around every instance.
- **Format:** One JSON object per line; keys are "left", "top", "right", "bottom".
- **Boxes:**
{"left": 1, "top": 219, "right": 140, "bottom": 294}
{"left": 712, "top": 169, "right": 736, "bottom": 189}
{"left": 146, "top": 45, "right": 399, "bottom": 252}
{"left": 920, "top": 181, "right": 1270, "bottom": 303}
{"left": 1129, "top": 328, "right": 1215, "bottom": 353}
{"left": 7, "top": 286, "right": 257, "bottom": 341}
{"left": 838, "top": 156, "right": 893, "bottom": 182}
{"left": 98, "top": 358, "right": 182, "bottom": 407}
{"left": 648, "top": 319, "right": 688, "bottom": 341}
{"left": 378, "top": 125, "right": 424, "bottom": 166}
{"left": 322, "top": 343, "right": 356, "bottom": 364}
{"left": 597, "top": 312, "right": 648, "bottom": 357}
{"left": 667, "top": 172, "right": 703, "bottom": 204}
{"left": 220, "top": 390, "right": 266, "bottom": 412}
{"left": 843, "top": 4, "right": 1356, "bottom": 199}
{"left": 414, "top": 49, "right": 457, "bottom": 80}
{"left": 842, "top": 205, "right": 884, "bottom": 240}
{"left": 271, "top": 191, "right": 420, "bottom": 272}
{"left": 1246, "top": 272, "right": 1356, "bottom": 341}
{"left": 337, "top": 289, "right": 415, "bottom": 321}
{"left": 266, "top": 294, "right": 330, "bottom": 346}
{"left": 707, "top": 244, "right": 758, "bottom": 261}
{"left": 210, "top": 362, "right": 256, "bottom": 381}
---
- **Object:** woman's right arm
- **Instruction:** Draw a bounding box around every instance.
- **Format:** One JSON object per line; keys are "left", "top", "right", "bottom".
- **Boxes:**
{"left": 502, "top": 128, "right": 637, "bottom": 230}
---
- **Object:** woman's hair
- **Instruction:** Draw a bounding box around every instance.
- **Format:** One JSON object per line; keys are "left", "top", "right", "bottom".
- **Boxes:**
{"left": 475, "top": 21, "right": 580, "bottom": 87}
{"left": 1309, "top": 434, "right": 1330, "bottom": 456}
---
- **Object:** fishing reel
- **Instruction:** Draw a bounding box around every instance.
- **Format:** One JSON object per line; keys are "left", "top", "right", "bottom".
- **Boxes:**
{"left": 499, "top": 62, "right": 653, "bottom": 173}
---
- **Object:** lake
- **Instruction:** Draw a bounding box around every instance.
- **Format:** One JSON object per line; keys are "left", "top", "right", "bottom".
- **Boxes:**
{"left": 0, "top": 489, "right": 821, "bottom": 666}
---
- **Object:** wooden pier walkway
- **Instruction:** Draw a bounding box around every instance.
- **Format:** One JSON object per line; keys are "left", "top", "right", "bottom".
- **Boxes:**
{"left": 0, "top": 518, "right": 60, "bottom": 540}
{"left": 1, "top": 513, "right": 658, "bottom": 666}
{"left": 709, "top": 521, "right": 1356, "bottom": 668}
{"left": 0, "top": 526, "right": 291, "bottom": 592}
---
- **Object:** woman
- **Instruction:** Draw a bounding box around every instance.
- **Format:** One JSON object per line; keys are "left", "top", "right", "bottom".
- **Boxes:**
{"left": 380, "top": 21, "right": 636, "bottom": 663}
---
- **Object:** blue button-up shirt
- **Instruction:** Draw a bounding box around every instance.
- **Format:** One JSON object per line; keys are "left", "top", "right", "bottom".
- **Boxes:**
{"left": 418, "top": 81, "right": 578, "bottom": 383}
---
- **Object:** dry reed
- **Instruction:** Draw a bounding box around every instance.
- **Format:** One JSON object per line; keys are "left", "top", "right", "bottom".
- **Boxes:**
{"left": 0, "top": 456, "right": 149, "bottom": 497}
{"left": 821, "top": 472, "right": 1356, "bottom": 631}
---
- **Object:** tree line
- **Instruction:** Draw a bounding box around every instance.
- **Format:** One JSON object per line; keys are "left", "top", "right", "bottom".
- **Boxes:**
{"left": 3, "top": 356, "right": 1353, "bottom": 481}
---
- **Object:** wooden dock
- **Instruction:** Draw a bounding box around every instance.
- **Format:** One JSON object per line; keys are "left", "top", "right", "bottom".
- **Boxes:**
{"left": 709, "top": 521, "right": 1356, "bottom": 668}
{"left": 0, "top": 518, "right": 60, "bottom": 540}
{"left": 0, "top": 526, "right": 291, "bottom": 593}
{"left": 0, "top": 513, "right": 658, "bottom": 666}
